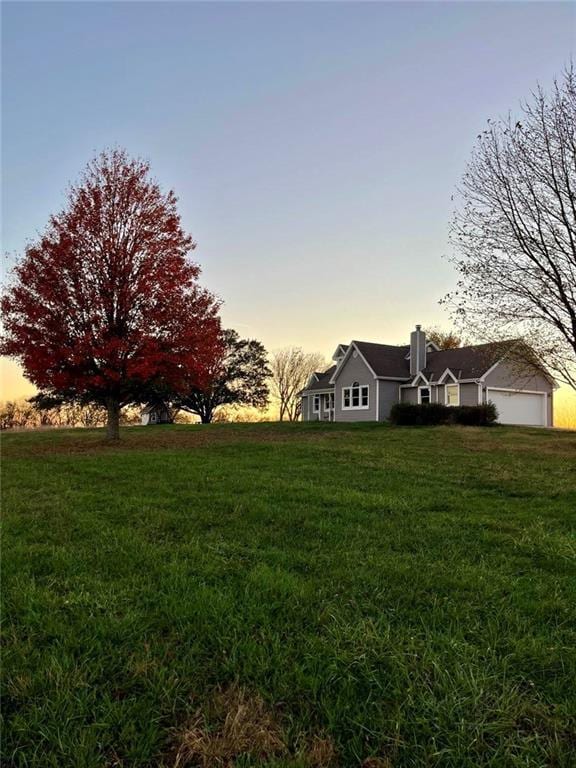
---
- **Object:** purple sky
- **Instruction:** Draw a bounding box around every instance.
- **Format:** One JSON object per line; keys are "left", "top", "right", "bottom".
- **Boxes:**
{"left": 2, "top": 1, "right": 575, "bottom": 416}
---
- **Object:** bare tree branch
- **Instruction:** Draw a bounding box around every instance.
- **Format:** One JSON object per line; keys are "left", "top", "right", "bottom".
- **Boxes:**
{"left": 269, "top": 347, "right": 326, "bottom": 421}
{"left": 444, "top": 67, "right": 576, "bottom": 389}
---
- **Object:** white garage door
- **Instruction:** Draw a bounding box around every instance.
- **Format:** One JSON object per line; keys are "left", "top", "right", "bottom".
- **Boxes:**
{"left": 487, "top": 389, "right": 546, "bottom": 426}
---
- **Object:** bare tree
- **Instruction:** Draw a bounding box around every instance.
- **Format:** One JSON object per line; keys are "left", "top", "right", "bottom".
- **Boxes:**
{"left": 29, "top": 394, "right": 108, "bottom": 428}
{"left": 0, "top": 401, "right": 17, "bottom": 429}
{"left": 0, "top": 400, "right": 31, "bottom": 429}
{"left": 424, "top": 327, "right": 463, "bottom": 350}
{"left": 75, "top": 403, "right": 108, "bottom": 428}
{"left": 444, "top": 67, "right": 576, "bottom": 389}
{"left": 0, "top": 397, "right": 111, "bottom": 430}
{"left": 270, "top": 347, "right": 326, "bottom": 421}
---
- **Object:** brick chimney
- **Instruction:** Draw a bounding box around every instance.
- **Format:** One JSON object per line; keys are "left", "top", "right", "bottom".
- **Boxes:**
{"left": 410, "top": 325, "right": 426, "bottom": 376}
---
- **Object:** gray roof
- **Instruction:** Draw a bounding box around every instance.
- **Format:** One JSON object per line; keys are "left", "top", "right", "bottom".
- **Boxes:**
{"left": 353, "top": 341, "right": 411, "bottom": 378}
{"left": 355, "top": 340, "right": 530, "bottom": 381}
{"left": 301, "top": 339, "right": 535, "bottom": 392}
{"left": 306, "top": 365, "right": 337, "bottom": 391}
{"left": 141, "top": 403, "right": 169, "bottom": 414}
{"left": 423, "top": 342, "right": 514, "bottom": 381}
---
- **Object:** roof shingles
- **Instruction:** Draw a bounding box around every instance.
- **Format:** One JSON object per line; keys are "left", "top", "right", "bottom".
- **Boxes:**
{"left": 424, "top": 342, "right": 512, "bottom": 380}
{"left": 306, "top": 365, "right": 337, "bottom": 391}
{"left": 301, "top": 339, "right": 526, "bottom": 392}
{"left": 353, "top": 341, "right": 411, "bottom": 378}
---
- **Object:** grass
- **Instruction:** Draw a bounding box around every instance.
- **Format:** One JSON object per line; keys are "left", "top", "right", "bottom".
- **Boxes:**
{"left": 2, "top": 421, "right": 576, "bottom": 767}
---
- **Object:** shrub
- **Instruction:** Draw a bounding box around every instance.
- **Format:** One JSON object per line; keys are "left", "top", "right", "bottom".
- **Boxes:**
{"left": 452, "top": 403, "right": 498, "bottom": 426}
{"left": 390, "top": 402, "right": 498, "bottom": 427}
{"left": 389, "top": 403, "right": 451, "bottom": 426}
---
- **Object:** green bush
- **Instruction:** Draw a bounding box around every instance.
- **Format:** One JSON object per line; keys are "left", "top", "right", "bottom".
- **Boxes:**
{"left": 390, "top": 402, "right": 498, "bottom": 426}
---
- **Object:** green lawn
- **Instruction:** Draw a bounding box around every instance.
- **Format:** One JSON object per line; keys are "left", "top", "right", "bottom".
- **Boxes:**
{"left": 2, "top": 422, "right": 575, "bottom": 768}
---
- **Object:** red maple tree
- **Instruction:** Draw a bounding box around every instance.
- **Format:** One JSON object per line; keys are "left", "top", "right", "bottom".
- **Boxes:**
{"left": 1, "top": 149, "right": 222, "bottom": 439}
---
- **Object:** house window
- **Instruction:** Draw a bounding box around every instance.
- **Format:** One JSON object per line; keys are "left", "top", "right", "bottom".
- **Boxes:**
{"left": 342, "top": 382, "right": 369, "bottom": 409}
{"left": 313, "top": 395, "right": 320, "bottom": 413}
{"left": 324, "top": 393, "right": 334, "bottom": 411}
{"left": 418, "top": 387, "right": 431, "bottom": 405}
{"left": 446, "top": 384, "right": 459, "bottom": 406}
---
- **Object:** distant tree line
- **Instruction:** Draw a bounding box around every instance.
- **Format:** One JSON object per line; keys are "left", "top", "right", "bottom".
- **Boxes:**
{"left": 0, "top": 399, "right": 142, "bottom": 431}
{"left": 0, "top": 339, "right": 328, "bottom": 429}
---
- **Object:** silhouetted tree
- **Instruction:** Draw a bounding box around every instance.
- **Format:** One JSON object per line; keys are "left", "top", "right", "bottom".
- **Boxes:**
{"left": 445, "top": 68, "right": 576, "bottom": 389}
{"left": 1, "top": 149, "right": 222, "bottom": 439}
{"left": 175, "top": 329, "right": 271, "bottom": 423}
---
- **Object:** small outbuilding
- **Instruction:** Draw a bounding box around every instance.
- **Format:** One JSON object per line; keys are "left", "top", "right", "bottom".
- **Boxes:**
{"left": 141, "top": 404, "right": 172, "bottom": 426}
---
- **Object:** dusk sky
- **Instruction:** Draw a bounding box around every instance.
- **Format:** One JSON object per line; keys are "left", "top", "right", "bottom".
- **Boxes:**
{"left": 2, "top": 1, "right": 575, "bottom": 421}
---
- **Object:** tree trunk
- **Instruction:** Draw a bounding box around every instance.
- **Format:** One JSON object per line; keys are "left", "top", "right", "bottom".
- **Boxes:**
{"left": 200, "top": 411, "right": 212, "bottom": 424}
{"left": 106, "top": 397, "right": 121, "bottom": 440}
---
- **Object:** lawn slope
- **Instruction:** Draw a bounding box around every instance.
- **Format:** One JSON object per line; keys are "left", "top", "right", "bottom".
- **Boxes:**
{"left": 2, "top": 423, "right": 576, "bottom": 767}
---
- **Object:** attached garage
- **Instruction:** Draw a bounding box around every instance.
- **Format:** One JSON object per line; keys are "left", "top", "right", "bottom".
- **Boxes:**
{"left": 487, "top": 388, "right": 547, "bottom": 427}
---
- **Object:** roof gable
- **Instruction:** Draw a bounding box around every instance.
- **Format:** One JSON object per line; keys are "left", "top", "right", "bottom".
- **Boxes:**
{"left": 331, "top": 340, "right": 413, "bottom": 382}
{"left": 405, "top": 340, "right": 440, "bottom": 359}
{"left": 332, "top": 343, "right": 349, "bottom": 362}
{"left": 423, "top": 342, "right": 516, "bottom": 380}
{"left": 142, "top": 403, "right": 169, "bottom": 415}
{"left": 409, "top": 371, "right": 430, "bottom": 386}
{"left": 329, "top": 342, "right": 376, "bottom": 383}
{"left": 353, "top": 341, "right": 411, "bottom": 379}
{"left": 305, "top": 365, "right": 337, "bottom": 391}
{"left": 437, "top": 368, "right": 459, "bottom": 383}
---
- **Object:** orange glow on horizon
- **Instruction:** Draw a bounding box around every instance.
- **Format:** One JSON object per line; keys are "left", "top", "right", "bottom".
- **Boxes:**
{"left": 0, "top": 359, "right": 36, "bottom": 401}
{"left": 2, "top": 357, "right": 575, "bottom": 429}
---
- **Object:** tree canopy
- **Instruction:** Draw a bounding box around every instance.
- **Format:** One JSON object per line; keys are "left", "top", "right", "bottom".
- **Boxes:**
{"left": 174, "top": 329, "right": 271, "bottom": 423}
{"left": 424, "top": 328, "right": 463, "bottom": 350}
{"left": 1, "top": 149, "right": 222, "bottom": 438}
